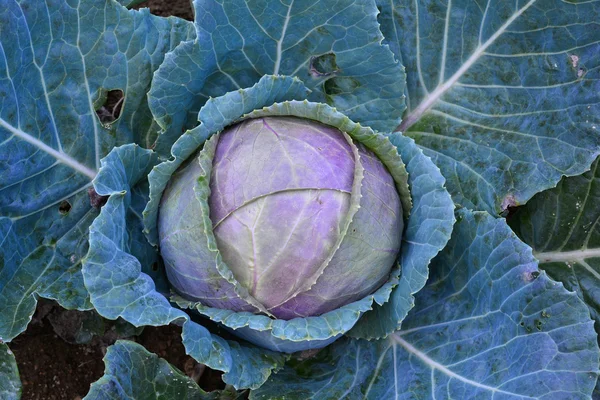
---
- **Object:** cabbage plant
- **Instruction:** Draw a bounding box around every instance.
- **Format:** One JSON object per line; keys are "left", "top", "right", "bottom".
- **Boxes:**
{"left": 1, "top": 0, "right": 600, "bottom": 398}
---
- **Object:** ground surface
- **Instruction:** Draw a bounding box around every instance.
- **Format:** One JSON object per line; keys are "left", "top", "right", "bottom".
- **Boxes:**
{"left": 11, "top": 300, "right": 213, "bottom": 400}
{"left": 134, "top": 0, "right": 195, "bottom": 20}
{"left": 11, "top": 312, "right": 105, "bottom": 400}
{"left": 10, "top": 1, "right": 207, "bottom": 399}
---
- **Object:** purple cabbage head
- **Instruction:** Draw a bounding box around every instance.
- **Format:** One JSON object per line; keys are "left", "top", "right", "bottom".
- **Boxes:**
{"left": 158, "top": 116, "right": 403, "bottom": 320}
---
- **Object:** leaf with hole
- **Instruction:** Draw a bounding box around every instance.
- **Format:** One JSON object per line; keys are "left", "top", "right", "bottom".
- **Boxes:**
{"left": 149, "top": 0, "right": 406, "bottom": 155}
{"left": 509, "top": 156, "right": 600, "bottom": 350}
{"left": 0, "top": 0, "right": 195, "bottom": 342}
{"left": 378, "top": 0, "right": 600, "bottom": 214}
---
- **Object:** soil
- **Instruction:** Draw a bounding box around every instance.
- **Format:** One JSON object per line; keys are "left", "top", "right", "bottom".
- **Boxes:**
{"left": 10, "top": 300, "right": 214, "bottom": 400}
{"left": 9, "top": 2, "right": 214, "bottom": 399}
{"left": 10, "top": 309, "right": 105, "bottom": 400}
{"left": 134, "top": 0, "right": 195, "bottom": 20}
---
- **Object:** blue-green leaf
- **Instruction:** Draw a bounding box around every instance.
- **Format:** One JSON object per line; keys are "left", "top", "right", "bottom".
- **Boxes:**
{"left": 84, "top": 340, "right": 210, "bottom": 400}
{"left": 379, "top": 0, "right": 600, "bottom": 214}
{"left": 508, "top": 157, "right": 600, "bottom": 397}
{"left": 149, "top": 0, "right": 406, "bottom": 155}
{"left": 509, "top": 158, "right": 600, "bottom": 336}
{"left": 0, "top": 343, "right": 20, "bottom": 400}
{"left": 0, "top": 0, "right": 195, "bottom": 343}
{"left": 83, "top": 144, "right": 288, "bottom": 390}
{"left": 254, "top": 209, "right": 600, "bottom": 399}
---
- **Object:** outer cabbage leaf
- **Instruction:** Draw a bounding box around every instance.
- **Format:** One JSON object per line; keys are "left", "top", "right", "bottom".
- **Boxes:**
{"left": 509, "top": 158, "right": 600, "bottom": 335}
{"left": 83, "top": 144, "right": 288, "bottom": 390}
{"left": 253, "top": 209, "right": 600, "bottom": 399}
{"left": 149, "top": 0, "right": 406, "bottom": 155}
{"left": 0, "top": 0, "right": 194, "bottom": 342}
{"left": 84, "top": 340, "right": 211, "bottom": 400}
{"left": 0, "top": 343, "right": 20, "bottom": 400}
{"left": 379, "top": 0, "right": 600, "bottom": 214}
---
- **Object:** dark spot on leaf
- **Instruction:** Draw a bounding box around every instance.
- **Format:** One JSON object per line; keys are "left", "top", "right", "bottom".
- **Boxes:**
{"left": 520, "top": 321, "right": 525, "bottom": 327}
{"left": 151, "top": 262, "right": 159, "bottom": 272}
{"left": 88, "top": 188, "right": 109, "bottom": 209}
{"left": 310, "top": 53, "right": 339, "bottom": 78}
{"left": 58, "top": 200, "right": 72, "bottom": 215}
{"left": 95, "top": 89, "right": 124, "bottom": 125}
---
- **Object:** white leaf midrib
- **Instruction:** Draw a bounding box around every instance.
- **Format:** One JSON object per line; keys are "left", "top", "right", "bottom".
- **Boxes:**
{"left": 392, "top": 335, "right": 535, "bottom": 398}
{"left": 438, "top": 0, "right": 452, "bottom": 85}
{"left": 0, "top": 117, "right": 96, "bottom": 179}
{"left": 76, "top": 2, "right": 101, "bottom": 170}
{"left": 535, "top": 248, "right": 600, "bottom": 263}
{"left": 398, "top": 0, "right": 538, "bottom": 132}
{"left": 273, "top": 0, "right": 294, "bottom": 75}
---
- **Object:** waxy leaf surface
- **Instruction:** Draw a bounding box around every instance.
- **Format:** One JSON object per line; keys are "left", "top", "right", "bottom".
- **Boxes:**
{"left": 0, "top": 0, "right": 194, "bottom": 342}
{"left": 509, "top": 158, "right": 600, "bottom": 391}
{"left": 379, "top": 0, "right": 600, "bottom": 213}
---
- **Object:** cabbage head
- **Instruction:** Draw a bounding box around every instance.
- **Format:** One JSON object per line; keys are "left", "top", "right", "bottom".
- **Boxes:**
{"left": 159, "top": 116, "right": 404, "bottom": 320}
